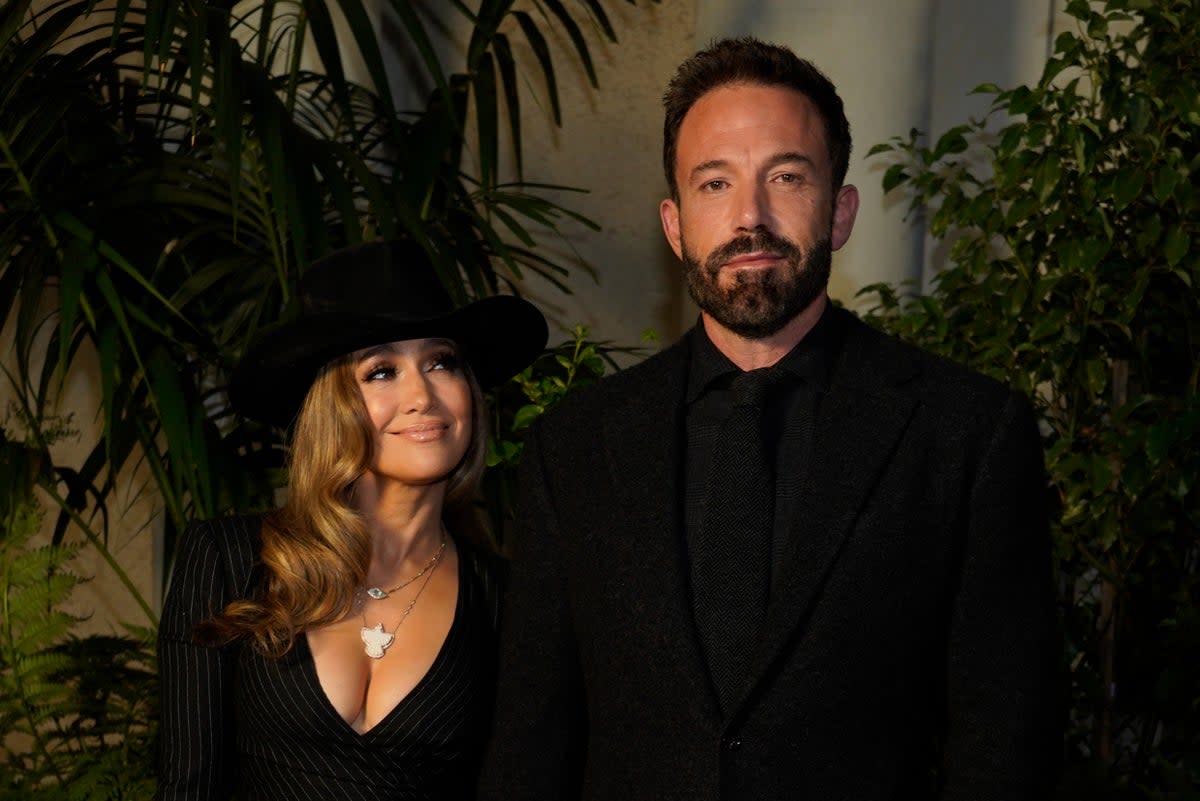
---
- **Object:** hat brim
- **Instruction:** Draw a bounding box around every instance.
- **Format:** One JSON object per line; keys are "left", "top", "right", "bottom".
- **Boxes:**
{"left": 230, "top": 295, "right": 547, "bottom": 427}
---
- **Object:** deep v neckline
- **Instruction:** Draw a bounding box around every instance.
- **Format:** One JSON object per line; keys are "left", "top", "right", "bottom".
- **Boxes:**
{"left": 298, "top": 564, "right": 465, "bottom": 738}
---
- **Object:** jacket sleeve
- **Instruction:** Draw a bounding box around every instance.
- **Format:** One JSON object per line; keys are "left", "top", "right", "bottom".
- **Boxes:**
{"left": 155, "top": 521, "right": 239, "bottom": 801}
{"left": 478, "top": 422, "right": 586, "bottom": 801}
{"left": 940, "top": 390, "right": 1061, "bottom": 799}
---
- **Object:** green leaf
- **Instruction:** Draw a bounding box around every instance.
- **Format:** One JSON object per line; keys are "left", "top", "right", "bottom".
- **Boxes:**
{"left": 971, "top": 82, "right": 1003, "bottom": 95}
{"left": 1145, "top": 422, "right": 1172, "bottom": 462}
{"left": 1005, "top": 195, "right": 1039, "bottom": 228}
{"left": 1111, "top": 168, "right": 1146, "bottom": 213}
{"left": 512, "top": 11, "right": 561, "bottom": 125}
{"left": 1164, "top": 229, "right": 1190, "bottom": 267}
{"left": 1028, "top": 311, "right": 1062, "bottom": 342}
{"left": 492, "top": 33, "right": 523, "bottom": 178}
{"left": 473, "top": 53, "right": 499, "bottom": 187}
{"left": 579, "top": 0, "right": 618, "bottom": 42}
{"left": 1125, "top": 94, "right": 1151, "bottom": 134}
{"left": 1152, "top": 166, "right": 1179, "bottom": 203}
{"left": 384, "top": 0, "right": 457, "bottom": 126}
{"left": 328, "top": 0, "right": 397, "bottom": 121}
{"left": 1035, "top": 153, "right": 1062, "bottom": 203}
{"left": 1085, "top": 358, "right": 1108, "bottom": 398}
{"left": 1006, "top": 86, "right": 1037, "bottom": 116}
{"left": 511, "top": 403, "right": 544, "bottom": 431}
{"left": 932, "top": 124, "right": 971, "bottom": 160}
{"left": 882, "top": 163, "right": 909, "bottom": 193}
{"left": 1089, "top": 456, "right": 1113, "bottom": 495}
{"left": 541, "top": 0, "right": 598, "bottom": 88}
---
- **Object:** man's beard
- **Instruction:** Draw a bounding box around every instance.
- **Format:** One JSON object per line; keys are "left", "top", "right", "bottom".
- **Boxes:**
{"left": 682, "top": 228, "right": 832, "bottom": 339}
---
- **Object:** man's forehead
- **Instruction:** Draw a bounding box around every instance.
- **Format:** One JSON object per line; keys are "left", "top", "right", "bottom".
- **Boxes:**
{"left": 676, "top": 84, "right": 828, "bottom": 158}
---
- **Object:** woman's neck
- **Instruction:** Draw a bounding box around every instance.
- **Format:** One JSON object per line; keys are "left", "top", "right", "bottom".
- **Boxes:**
{"left": 354, "top": 475, "right": 448, "bottom": 570}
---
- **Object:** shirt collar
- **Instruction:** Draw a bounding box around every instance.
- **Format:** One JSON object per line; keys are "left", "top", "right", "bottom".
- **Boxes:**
{"left": 685, "top": 301, "right": 837, "bottom": 404}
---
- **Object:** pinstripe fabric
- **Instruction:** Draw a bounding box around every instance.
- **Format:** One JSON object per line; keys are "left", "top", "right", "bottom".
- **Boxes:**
{"left": 156, "top": 515, "right": 499, "bottom": 801}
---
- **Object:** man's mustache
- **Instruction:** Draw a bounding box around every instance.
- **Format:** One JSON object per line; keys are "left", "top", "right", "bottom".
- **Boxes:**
{"left": 706, "top": 230, "right": 805, "bottom": 269}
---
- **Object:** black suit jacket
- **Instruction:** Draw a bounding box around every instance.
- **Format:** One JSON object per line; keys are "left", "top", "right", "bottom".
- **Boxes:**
{"left": 480, "top": 308, "right": 1059, "bottom": 801}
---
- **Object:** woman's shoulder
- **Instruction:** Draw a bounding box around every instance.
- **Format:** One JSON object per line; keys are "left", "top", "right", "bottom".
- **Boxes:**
{"left": 184, "top": 512, "right": 265, "bottom": 538}
{"left": 181, "top": 513, "right": 264, "bottom": 560}
{"left": 161, "top": 513, "right": 268, "bottom": 639}
{"left": 175, "top": 513, "right": 268, "bottom": 597}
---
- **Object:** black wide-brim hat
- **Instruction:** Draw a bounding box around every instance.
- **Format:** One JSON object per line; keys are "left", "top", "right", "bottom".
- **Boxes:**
{"left": 230, "top": 239, "right": 548, "bottom": 427}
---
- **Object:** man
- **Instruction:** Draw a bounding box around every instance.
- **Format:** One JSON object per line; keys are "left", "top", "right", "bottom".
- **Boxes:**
{"left": 480, "top": 37, "right": 1059, "bottom": 801}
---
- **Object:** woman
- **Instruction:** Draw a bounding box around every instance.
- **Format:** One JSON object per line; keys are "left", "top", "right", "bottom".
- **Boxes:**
{"left": 156, "top": 240, "right": 547, "bottom": 800}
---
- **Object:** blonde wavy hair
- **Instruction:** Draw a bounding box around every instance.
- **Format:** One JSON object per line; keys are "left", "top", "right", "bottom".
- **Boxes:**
{"left": 200, "top": 348, "right": 488, "bottom": 657}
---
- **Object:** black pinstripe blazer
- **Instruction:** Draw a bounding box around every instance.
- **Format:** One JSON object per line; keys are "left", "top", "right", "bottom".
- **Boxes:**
{"left": 156, "top": 514, "right": 501, "bottom": 801}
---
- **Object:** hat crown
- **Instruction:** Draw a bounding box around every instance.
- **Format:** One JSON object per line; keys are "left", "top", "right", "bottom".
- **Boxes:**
{"left": 300, "top": 240, "right": 454, "bottom": 320}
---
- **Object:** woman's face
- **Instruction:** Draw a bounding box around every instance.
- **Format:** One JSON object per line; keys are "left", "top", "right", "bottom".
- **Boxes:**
{"left": 352, "top": 337, "right": 473, "bottom": 489}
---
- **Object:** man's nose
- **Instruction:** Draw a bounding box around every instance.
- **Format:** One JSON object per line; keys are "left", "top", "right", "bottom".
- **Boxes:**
{"left": 734, "top": 183, "right": 770, "bottom": 232}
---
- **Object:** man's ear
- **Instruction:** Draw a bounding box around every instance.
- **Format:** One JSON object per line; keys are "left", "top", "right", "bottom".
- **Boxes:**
{"left": 660, "top": 197, "right": 684, "bottom": 260}
{"left": 831, "top": 184, "right": 859, "bottom": 252}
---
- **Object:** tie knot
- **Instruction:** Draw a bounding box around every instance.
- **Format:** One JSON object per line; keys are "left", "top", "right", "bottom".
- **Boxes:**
{"left": 730, "top": 367, "right": 783, "bottom": 409}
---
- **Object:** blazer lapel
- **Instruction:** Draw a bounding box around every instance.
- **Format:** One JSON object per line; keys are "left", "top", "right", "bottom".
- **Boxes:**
{"left": 601, "top": 338, "right": 722, "bottom": 719}
{"left": 729, "top": 312, "right": 921, "bottom": 715}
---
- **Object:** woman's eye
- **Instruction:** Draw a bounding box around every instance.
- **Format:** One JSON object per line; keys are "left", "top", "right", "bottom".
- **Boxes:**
{"left": 429, "top": 352, "right": 461, "bottom": 372}
{"left": 363, "top": 365, "right": 395, "bottom": 382}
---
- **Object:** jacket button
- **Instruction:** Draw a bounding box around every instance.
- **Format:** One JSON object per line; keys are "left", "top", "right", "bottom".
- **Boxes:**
{"left": 721, "top": 737, "right": 743, "bottom": 751}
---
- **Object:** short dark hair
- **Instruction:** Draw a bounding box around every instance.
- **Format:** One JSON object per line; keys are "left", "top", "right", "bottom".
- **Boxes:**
{"left": 662, "top": 37, "right": 852, "bottom": 199}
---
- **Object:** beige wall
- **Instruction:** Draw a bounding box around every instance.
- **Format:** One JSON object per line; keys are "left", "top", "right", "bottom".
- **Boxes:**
{"left": 11, "top": 1, "right": 1075, "bottom": 626}
{"left": 488, "top": 1, "right": 699, "bottom": 351}
{"left": 352, "top": 0, "right": 700, "bottom": 352}
{"left": 453, "top": 0, "right": 1071, "bottom": 347}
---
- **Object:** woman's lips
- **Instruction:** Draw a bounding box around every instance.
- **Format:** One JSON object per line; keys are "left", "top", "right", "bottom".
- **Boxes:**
{"left": 394, "top": 422, "right": 449, "bottom": 442}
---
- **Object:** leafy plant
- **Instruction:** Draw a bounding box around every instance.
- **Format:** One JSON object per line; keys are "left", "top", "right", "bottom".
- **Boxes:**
{"left": 865, "top": 0, "right": 1199, "bottom": 795}
{"left": 1, "top": 0, "right": 656, "bottom": 792}
{"left": 483, "top": 325, "right": 644, "bottom": 540}
{"left": 0, "top": 431, "right": 157, "bottom": 800}
{"left": 1, "top": 0, "right": 656, "bottom": 574}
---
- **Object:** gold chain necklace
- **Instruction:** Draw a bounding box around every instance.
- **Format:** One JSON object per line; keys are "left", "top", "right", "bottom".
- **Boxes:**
{"left": 359, "top": 534, "right": 447, "bottom": 659}
{"left": 360, "top": 529, "right": 447, "bottom": 601}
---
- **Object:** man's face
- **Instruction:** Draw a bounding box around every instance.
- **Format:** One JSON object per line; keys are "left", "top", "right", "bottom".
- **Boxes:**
{"left": 660, "top": 83, "right": 858, "bottom": 340}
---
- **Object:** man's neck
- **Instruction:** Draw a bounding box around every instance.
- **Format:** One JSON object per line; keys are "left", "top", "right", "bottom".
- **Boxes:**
{"left": 701, "top": 294, "right": 828, "bottom": 371}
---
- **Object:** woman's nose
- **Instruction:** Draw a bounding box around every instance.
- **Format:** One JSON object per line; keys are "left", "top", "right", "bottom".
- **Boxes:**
{"left": 400, "top": 371, "right": 434, "bottom": 414}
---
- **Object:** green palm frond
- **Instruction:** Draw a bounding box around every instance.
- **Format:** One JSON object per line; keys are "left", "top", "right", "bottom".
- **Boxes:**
{"left": 4, "top": 0, "right": 658, "bottom": 567}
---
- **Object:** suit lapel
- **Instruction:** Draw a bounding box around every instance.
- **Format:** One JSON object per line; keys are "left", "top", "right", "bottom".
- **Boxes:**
{"left": 728, "top": 311, "right": 921, "bottom": 716}
{"left": 601, "top": 338, "right": 722, "bottom": 718}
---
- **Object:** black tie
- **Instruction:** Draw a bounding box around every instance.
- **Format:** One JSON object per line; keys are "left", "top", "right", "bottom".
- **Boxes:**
{"left": 692, "top": 367, "right": 781, "bottom": 709}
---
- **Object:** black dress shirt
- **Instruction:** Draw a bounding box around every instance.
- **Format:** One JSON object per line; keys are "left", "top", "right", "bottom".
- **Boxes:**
{"left": 684, "top": 304, "right": 838, "bottom": 600}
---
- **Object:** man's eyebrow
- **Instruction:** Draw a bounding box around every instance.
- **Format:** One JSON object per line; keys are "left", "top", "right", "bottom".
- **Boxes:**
{"left": 688, "top": 152, "right": 817, "bottom": 184}
{"left": 689, "top": 159, "right": 730, "bottom": 183}
{"left": 765, "top": 151, "right": 815, "bottom": 170}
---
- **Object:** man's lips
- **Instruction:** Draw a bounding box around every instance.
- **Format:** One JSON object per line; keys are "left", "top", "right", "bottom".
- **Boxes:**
{"left": 723, "top": 251, "right": 782, "bottom": 268}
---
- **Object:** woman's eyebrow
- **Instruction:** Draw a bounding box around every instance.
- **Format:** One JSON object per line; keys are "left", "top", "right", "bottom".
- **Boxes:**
{"left": 355, "top": 343, "right": 397, "bottom": 363}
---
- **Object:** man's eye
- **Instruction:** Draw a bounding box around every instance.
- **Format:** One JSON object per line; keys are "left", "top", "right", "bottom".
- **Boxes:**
{"left": 701, "top": 179, "right": 727, "bottom": 191}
